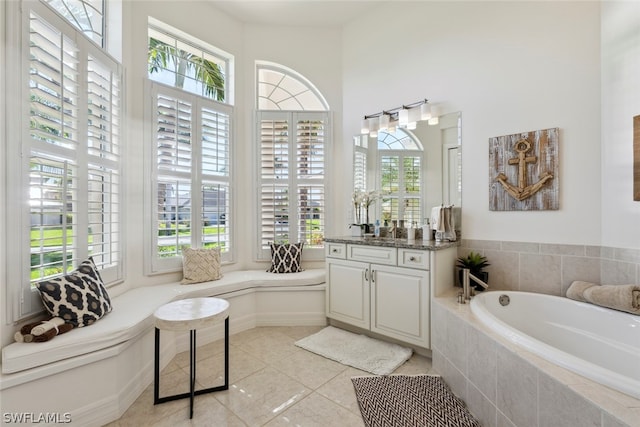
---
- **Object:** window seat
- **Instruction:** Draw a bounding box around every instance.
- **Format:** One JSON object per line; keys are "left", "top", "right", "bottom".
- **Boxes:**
{"left": 1, "top": 269, "right": 325, "bottom": 375}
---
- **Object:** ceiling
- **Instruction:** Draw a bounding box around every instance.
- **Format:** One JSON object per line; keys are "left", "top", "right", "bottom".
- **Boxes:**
{"left": 208, "top": 1, "right": 386, "bottom": 27}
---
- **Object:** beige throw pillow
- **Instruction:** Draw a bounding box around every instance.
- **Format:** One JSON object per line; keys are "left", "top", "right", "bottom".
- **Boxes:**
{"left": 181, "top": 247, "right": 223, "bottom": 284}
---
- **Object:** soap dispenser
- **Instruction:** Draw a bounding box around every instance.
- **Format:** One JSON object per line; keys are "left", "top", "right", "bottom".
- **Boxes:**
{"left": 422, "top": 220, "right": 431, "bottom": 242}
{"left": 374, "top": 219, "right": 381, "bottom": 237}
{"left": 407, "top": 222, "right": 415, "bottom": 242}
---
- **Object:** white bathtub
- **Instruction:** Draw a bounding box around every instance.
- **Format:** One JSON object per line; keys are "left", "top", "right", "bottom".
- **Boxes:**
{"left": 470, "top": 291, "right": 640, "bottom": 400}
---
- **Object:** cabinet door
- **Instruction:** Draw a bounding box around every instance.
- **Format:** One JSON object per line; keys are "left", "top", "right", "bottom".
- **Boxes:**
{"left": 370, "top": 264, "right": 430, "bottom": 347}
{"left": 326, "top": 258, "right": 370, "bottom": 329}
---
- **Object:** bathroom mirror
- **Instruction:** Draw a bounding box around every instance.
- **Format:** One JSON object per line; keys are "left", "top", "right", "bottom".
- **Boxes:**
{"left": 353, "top": 111, "right": 461, "bottom": 226}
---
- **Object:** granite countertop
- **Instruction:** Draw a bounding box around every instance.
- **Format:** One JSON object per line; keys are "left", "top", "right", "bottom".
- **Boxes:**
{"left": 324, "top": 236, "right": 460, "bottom": 251}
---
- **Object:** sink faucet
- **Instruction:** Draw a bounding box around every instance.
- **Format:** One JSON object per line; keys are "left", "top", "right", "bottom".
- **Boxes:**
{"left": 390, "top": 220, "right": 397, "bottom": 239}
{"left": 460, "top": 268, "right": 489, "bottom": 303}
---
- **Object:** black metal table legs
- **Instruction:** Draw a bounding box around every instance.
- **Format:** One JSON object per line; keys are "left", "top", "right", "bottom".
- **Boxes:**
{"left": 154, "top": 316, "right": 229, "bottom": 419}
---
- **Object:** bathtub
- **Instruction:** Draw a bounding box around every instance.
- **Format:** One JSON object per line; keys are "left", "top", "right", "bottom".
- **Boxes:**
{"left": 470, "top": 291, "right": 640, "bottom": 400}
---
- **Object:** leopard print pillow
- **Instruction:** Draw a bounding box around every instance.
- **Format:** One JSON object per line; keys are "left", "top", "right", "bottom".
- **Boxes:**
{"left": 36, "top": 257, "right": 112, "bottom": 327}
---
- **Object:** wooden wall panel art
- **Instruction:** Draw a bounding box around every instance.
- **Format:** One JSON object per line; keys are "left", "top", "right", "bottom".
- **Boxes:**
{"left": 489, "top": 128, "right": 559, "bottom": 211}
{"left": 634, "top": 115, "right": 640, "bottom": 201}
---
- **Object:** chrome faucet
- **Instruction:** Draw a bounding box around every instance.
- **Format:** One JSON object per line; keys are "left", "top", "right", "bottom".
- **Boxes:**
{"left": 390, "top": 220, "right": 397, "bottom": 239}
{"left": 459, "top": 268, "right": 489, "bottom": 303}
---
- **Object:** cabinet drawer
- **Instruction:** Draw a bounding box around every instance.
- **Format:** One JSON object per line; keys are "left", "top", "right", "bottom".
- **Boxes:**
{"left": 348, "top": 244, "right": 397, "bottom": 266}
{"left": 398, "top": 248, "right": 430, "bottom": 270}
{"left": 326, "top": 242, "right": 347, "bottom": 259}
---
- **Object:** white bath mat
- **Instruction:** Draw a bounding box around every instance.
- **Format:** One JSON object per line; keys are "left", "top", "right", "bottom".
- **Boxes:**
{"left": 294, "top": 326, "right": 412, "bottom": 375}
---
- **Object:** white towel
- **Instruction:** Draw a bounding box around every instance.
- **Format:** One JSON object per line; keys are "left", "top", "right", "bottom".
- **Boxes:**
{"left": 430, "top": 206, "right": 441, "bottom": 231}
{"left": 431, "top": 205, "right": 456, "bottom": 241}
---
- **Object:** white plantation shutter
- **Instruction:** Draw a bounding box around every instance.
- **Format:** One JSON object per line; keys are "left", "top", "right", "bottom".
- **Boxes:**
{"left": 354, "top": 150, "right": 367, "bottom": 192}
{"left": 260, "top": 184, "right": 290, "bottom": 247}
{"left": 29, "top": 12, "right": 79, "bottom": 150}
{"left": 379, "top": 154, "right": 422, "bottom": 224}
{"left": 257, "top": 112, "right": 328, "bottom": 259}
{"left": 156, "top": 94, "right": 193, "bottom": 174}
{"left": 260, "top": 119, "right": 289, "bottom": 179}
{"left": 7, "top": 2, "right": 123, "bottom": 320}
{"left": 29, "top": 155, "right": 78, "bottom": 279}
{"left": 149, "top": 82, "right": 232, "bottom": 272}
{"left": 201, "top": 107, "right": 230, "bottom": 251}
{"left": 296, "top": 119, "right": 325, "bottom": 248}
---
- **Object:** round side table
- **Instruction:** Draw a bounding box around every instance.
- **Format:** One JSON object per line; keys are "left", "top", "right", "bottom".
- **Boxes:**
{"left": 153, "top": 297, "right": 229, "bottom": 419}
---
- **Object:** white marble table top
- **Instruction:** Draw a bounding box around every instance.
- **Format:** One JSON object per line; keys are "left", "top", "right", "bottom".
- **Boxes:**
{"left": 154, "top": 297, "right": 229, "bottom": 332}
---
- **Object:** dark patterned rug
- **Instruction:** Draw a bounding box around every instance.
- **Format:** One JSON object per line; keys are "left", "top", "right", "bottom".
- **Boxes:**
{"left": 351, "top": 375, "right": 481, "bottom": 427}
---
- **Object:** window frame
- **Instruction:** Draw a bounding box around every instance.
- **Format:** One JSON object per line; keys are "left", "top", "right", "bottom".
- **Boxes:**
{"left": 144, "top": 81, "right": 234, "bottom": 274}
{"left": 375, "top": 129, "right": 425, "bottom": 225}
{"left": 255, "top": 62, "right": 330, "bottom": 262}
{"left": 5, "top": 0, "right": 123, "bottom": 322}
{"left": 147, "top": 17, "right": 232, "bottom": 104}
{"left": 255, "top": 110, "right": 329, "bottom": 261}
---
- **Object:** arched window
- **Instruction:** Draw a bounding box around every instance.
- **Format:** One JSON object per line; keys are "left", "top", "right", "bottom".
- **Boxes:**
{"left": 256, "top": 62, "right": 330, "bottom": 260}
{"left": 257, "top": 62, "right": 328, "bottom": 111}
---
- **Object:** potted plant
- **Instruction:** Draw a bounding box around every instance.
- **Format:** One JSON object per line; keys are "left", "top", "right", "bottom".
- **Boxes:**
{"left": 456, "top": 251, "right": 490, "bottom": 290}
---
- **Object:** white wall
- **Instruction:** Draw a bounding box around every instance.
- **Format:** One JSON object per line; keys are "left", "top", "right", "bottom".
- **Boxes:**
{"left": 601, "top": 1, "right": 640, "bottom": 250}
{"left": 341, "top": 1, "right": 603, "bottom": 245}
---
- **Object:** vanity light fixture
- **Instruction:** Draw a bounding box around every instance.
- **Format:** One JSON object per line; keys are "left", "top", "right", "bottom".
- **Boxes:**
{"left": 428, "top": 105, "right": 440, "bottom": 125}
{"left": 420, "top": 102, "right": 432, "bottom": 120}
{"left": 398, "top": 108, "right": 410, "bottom": 128}
{"left": 361, "top": 99, "right": 436, "bottom": 134}
{"left": 378, "top": 113, "right": 390, "bottom": 131}
{"left": 360, "top": 118, "right": 369, "bottom": 134}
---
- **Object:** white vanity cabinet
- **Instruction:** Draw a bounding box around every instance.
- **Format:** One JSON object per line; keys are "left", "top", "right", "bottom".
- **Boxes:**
{"left": 325, "top": 242, "right": 436, "bottom": 348}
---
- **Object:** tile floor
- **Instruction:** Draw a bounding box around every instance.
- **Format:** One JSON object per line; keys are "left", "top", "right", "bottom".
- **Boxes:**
{"left": 105, "top": 325, "right": 433, "bottom": 427}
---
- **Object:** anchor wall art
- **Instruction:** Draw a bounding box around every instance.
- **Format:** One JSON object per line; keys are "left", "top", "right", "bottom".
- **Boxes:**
{"left": 489, "top": 127, "right": 559, "bottom": 211}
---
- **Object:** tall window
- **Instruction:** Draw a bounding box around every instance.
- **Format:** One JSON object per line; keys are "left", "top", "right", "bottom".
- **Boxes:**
{"left": 6, "top": 1, "right": 122, "bottom": 320}
{"left": 377, "top": 129, "right": 423, "bottom": 224}
{"left": 147, "top": 19, "right": 233, "bottom": 272}
{"left": 256, "top": 62, "right": 329, "bottom": 260}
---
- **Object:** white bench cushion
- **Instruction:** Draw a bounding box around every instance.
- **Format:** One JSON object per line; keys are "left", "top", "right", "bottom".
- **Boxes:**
{"left": 1, "top": 269, "right": 325, "bottom": 374}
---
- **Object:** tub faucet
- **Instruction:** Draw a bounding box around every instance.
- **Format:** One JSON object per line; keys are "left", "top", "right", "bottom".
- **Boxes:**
{"left": 460, "top": 268, "right": 489, "bottom": 303}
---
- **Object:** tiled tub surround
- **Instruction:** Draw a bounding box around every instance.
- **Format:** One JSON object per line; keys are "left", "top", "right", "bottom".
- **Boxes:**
{"left": 458, "top": 240, "right": 640, "bottom": 294}
{"left": 432, "top": 295, "right": 640, "bottom": 427}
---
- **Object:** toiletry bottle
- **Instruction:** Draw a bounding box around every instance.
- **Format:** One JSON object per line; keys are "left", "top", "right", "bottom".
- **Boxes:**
{"left": 374, "top": 220, "right": 380, "bottom": 237}
{"left": 407, "top": 222, "right": 415, "bottom": 242}
{"left": 422, "top": 220, "right": 431, "bottom": 242}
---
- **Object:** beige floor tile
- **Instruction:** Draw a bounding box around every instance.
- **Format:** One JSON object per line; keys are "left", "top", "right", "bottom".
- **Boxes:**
{"left": 271, "top": 348, "right": 347, "bottom": 389}
{"left": 316, "top": 367, "right": 370, "bottom": 414}
{"left": 392, "top": 352, "right": 433, "bottom": 375}
{"left": 239, "top": 330, "right": 303, "bottom": 365}
{"left": 264, "top": 392, "right": 365, "bottom": 427}
{"left": 194, "top": 345, "right": 266, "bottom": 386}
{"left": 213, "top": 366, "right": 311, "bottom": 426}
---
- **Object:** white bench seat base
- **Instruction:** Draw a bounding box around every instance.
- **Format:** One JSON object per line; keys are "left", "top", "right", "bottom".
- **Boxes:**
{"left": 1, "top": 269, "right": 325, "bottom": 374}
